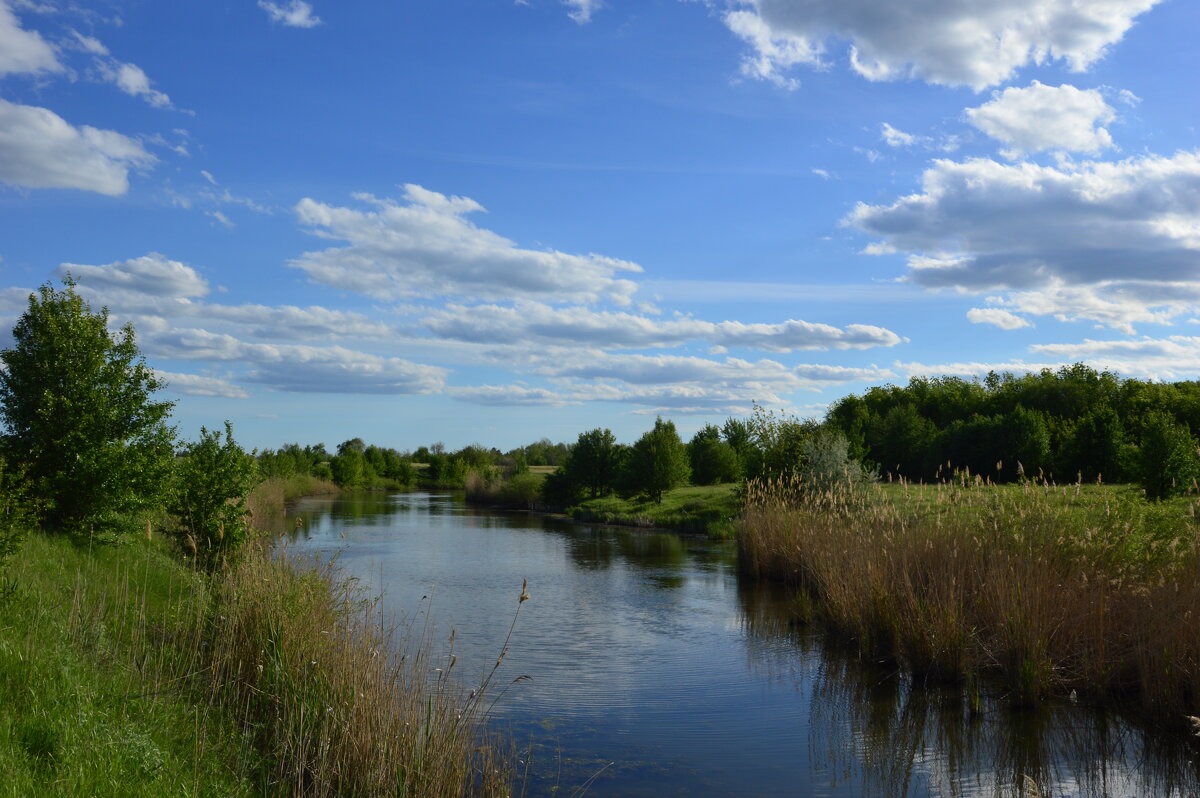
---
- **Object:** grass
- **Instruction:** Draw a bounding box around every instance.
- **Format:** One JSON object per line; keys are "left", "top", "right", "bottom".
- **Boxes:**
{"left": 0, "top": 526, "right": 516, "bottom": 797}
{"left": 739, "top": 475, "right": 1200, "bottom": 728}
{"left": 246, "top": 474, "right": 339, "bottom": 525}
{"left": 568, "top": 483, "right": 741, "bottom": 537}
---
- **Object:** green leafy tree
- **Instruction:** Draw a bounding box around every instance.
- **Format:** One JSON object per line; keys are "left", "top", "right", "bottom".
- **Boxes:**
{"left": 1062, "top": 405, "right": 1126, "bottom": 482}
{"left": 562, "top": 428, "right": 622, "bottom": 498}
{"left": 1138, "top": 411, "right": 1200, "bottom": 500}
{"left": 620, "top": 417, "right": 691, "bottom": 503}
{"left": 172, "top": 422, "right": 256, "bottom": 570}
{"left": 800, "top": 428, "right": 875, "bottom": 495}
{"left": 0, "top": 279, "right": 175, "bottom": 539}
{"left": 688, "top": 424, "right": 741, "bottom": 485}
{"left": 331, "top": 449, "right": 367, "bottom": 487}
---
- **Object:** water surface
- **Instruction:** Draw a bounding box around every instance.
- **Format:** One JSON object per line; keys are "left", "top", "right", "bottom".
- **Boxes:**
{"left": 282, "top": 491, "right": 1200, "bottom": 796}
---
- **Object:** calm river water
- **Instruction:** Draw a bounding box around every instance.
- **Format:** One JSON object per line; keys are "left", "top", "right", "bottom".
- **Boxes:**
{"left": 282, "top": 490, "right": 1199, "bottom": 797}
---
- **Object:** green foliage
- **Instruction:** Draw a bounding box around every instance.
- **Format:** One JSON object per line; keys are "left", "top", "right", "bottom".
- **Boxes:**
{"left": 620, "top": 417, "right": 691, "bottom": 503}
{"left": 330, "top": 449, "right": 368, "bottom": 487}
{"left": 0, "top": 456, "right": 32, "bottom": 592}
{"left": 0, "top": 279, "right": 175, "bottom": 539}
{"left": 800, "top": 428, "right": 875, "bottom": 495}
{"left": 561, "top": 428, "right": 623, "bottom": 498}
{"left": 170, "top": 422, "right": 256, "bottom": 570}
{"left": 1137, "top": 411, "right": 1200, "bottom": 500}
{"left": 1063, "top": 405, "right": 1127, "bottom": 482}
{"left": 744, "top": 405, "right": 818, "bottom": 480}
{"left": 688, "top": 424, "right": 741, "bottom": 485}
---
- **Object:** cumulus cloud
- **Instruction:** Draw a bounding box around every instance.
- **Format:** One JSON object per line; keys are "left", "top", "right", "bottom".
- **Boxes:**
{"left": 967, "top": 307, "right": 1033, "bottom": 330}
{"left": 723, "top": 0, "right": 1161, "bottom": 89}
{"left": 291, "top": 187, "right": 642, "bottom": 305}
{"left": 880, "top": 123, "right": 916, "bottom": 147}
{"left": 966, "top": 82, "right": 1116, "bottom": 158}
{"left": 62, "top": 253, "right": 395, "bottom": 342}
{"left": 60, "top": 253, "right": 209, "bottom": 298}
{"left": 1028, "top": 336, "right": 1200, "bottom": 381}
{"left": 849, "top": 152, "right": 1200, "bottom": 293}
{"left": 138, "top": 320, "right": 445, "bottom": 395}
{"left": 422, "top": 301, "right": 900, "bottom": 352}
{"left": 154, "top": 370, "right": 249, "bottom": 399}
{"left": 0, "top": 0, "right": 59, "bottom": 76}
{"left": 724, "top": 8, "right": 823, "bottom": 90}
{"left": 0, "top": 98, "right": 156, "bottom": 195}
{"left": 98, "top": 60, "right": 174, "bottom": 110}
{"left": 258, "top": 1, "right": 321, "bottom": 28}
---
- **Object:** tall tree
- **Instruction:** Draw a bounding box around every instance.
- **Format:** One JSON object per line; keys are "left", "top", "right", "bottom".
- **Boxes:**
{"left": 563, "top": 428, "right": 622, "bottom": 498}
{"left": 621, "top": 417, "right": 691, "bottom": 503}
{"left": 0, "top": 279, "right": 175, "bottom": 538}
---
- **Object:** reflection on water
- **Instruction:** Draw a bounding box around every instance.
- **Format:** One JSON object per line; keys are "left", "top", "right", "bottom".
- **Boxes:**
{"left": 277, "top": 491, "right": 1200, "bottom": 797}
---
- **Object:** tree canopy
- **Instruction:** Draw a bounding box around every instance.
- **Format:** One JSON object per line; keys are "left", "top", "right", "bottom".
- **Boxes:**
{"left": 0, "top": 279, "right": 175, "bottom": 538}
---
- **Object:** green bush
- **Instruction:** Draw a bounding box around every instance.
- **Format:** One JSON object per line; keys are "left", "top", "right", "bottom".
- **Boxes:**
{"left": 170, "top": 422, "right": 256, "bottom": 570}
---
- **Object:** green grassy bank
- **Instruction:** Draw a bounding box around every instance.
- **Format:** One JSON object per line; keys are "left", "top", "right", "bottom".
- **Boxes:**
{"left": 0, "top": 525, "right": 512, "bottom": 797}
{"left": 566, "top": 484, "right": 740, "bottom": 537}
{"left": 739, "top": 477, "right": 1200, "bottom": 730}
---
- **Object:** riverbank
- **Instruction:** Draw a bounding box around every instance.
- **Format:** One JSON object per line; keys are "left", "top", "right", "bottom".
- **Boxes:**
{"left": 463, "top": 470, "right": 740, "bottom": 537}
{"left": 0, "top": 521, "right": 512, "bottom": 796}
{"left": 739, "top": 478, "right": 1200, "bottom": 731}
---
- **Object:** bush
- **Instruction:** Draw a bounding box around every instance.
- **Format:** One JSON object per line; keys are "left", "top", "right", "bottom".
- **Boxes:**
{"left": 171, "top": 422, "right": 257, "bottom": 570}
{"left": 689, "top": 425, "right": 741, "bottom": 485}
{"left": 801, "top": 428, "right": 875, "bottom": 497}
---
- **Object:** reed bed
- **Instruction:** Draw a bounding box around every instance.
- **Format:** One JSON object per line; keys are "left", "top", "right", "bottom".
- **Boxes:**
{"left": 204, "top": 541, "right": 515, "bottom": 796}
{"left": 739, "top": 476, "right": 1200, "bottom": 727}
{"left": 246, "top": 474, "right": 340, "bottom": 524}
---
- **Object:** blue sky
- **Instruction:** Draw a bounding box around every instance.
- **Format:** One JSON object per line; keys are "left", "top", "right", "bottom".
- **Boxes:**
{"left": 1, "top": 0, "right": 1197, "bottom": 451}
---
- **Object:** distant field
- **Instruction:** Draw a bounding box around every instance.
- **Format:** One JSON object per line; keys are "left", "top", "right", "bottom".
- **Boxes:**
{"left": 527, "top": 465, "right": 558, "bottom": 474}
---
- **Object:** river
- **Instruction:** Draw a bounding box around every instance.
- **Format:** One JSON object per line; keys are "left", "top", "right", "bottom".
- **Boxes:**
{"left": 281, "top": 490, "right": 1199, "bottom": 797}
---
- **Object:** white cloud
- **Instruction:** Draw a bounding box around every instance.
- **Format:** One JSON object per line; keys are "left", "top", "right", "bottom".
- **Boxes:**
{"left": 291, "top": 187, "right": 642, "bottom": 305}
{"left": 139, "top": 321, "right": 445, "bottom": 395}
{"left": 722, "top": 0, "right": 1162, "bottom": 90}
{"left": 70, "top": 29, "right": 107, "bottom": 55}
{"left": 724, "top": 9, "right": 823, "bottom": 90}
{"left": 0, "top": 0, "right": 59, "bottom": 76}
{"left": 966, "top": 307, "right": 1032, "bottom": 330}
{"left": 564, "top": 0, "right": 602, "bottom": 24}
{"left": 880, "top": 123, "right": 915, "bottom": 148}
{"left": 966, "top": 82, "right": 1116, "bottom": 158}
{"left": 99, "top": 60, "right": 174, "bottom": 110}
{"left": 154, "top": 370, "right": 249, "bottom": 399}
{"left": 0, "top": 98, "right": 156, "bottom": 195}
{"left": 848, "top": 152, "right": 1200, "bottom": 293}
{"left": 421, "top": 301, "right": 900, "bottom": 352}
{"left": 995, "top": 281, "right": 1199, "bottom": 333}
{"left": 258, "top": 0, "right": 321, "bottom": 28}
{"left": 1029, "top": 336, "right": 1200, "bottom": 380}
{"left": 200, "top": 170, "right": 217, "bottom": 185}
{"left": 60, "top": 253, "right": 209, "bottom": 298}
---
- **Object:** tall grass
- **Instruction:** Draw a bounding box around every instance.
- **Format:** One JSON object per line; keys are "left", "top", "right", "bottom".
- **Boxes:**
{"left": 246, "top": 474, "right": 339, "bottom": 526}
{"left": 739, "top": 475, "right": 1200, "bottom": 727}
{"left": 1, "top": 529, "right": 517, "bottom": 796}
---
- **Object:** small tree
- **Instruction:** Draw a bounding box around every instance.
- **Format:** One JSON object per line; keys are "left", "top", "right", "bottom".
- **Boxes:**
{"left": 621, "top": 417, "right": 690, "bottom": 503}
{"left": 1138, "top": 411, "right": 1200, "bottom": 501}
{"left": 0, "top": 279, "right": 175, "bottom": 539}
{"left": 800, "top": 428, "right": 875, "bottom": 497}
{"left": 172, "top": 422, "right": 256, "bottom": 569}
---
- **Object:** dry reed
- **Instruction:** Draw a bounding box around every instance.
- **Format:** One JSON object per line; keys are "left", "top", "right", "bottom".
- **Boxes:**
{"left": 739, "top": 475, "right": 1200, "bottom": 728}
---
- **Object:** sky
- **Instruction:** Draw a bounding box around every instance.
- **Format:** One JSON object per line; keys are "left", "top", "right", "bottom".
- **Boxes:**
{"left": 0, "top": 0, "right": 1197, "bottom": 452}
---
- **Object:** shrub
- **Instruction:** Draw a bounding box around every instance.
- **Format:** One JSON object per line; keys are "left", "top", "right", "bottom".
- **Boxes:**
{"left": 171, "top": 422, "right": 257, "bottom": 570}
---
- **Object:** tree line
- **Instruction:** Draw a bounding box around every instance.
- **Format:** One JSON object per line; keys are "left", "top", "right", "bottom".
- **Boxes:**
{"left": 825, "top": 364, "right": 1200, "bottom": 495}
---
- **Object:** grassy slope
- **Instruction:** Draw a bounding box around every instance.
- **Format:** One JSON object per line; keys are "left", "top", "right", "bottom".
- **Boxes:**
{"left": 568, "top": 483, "right": 741, "bottom": 536}
{"left": 0, "top": 533, "right": 251, "bottom": 797}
